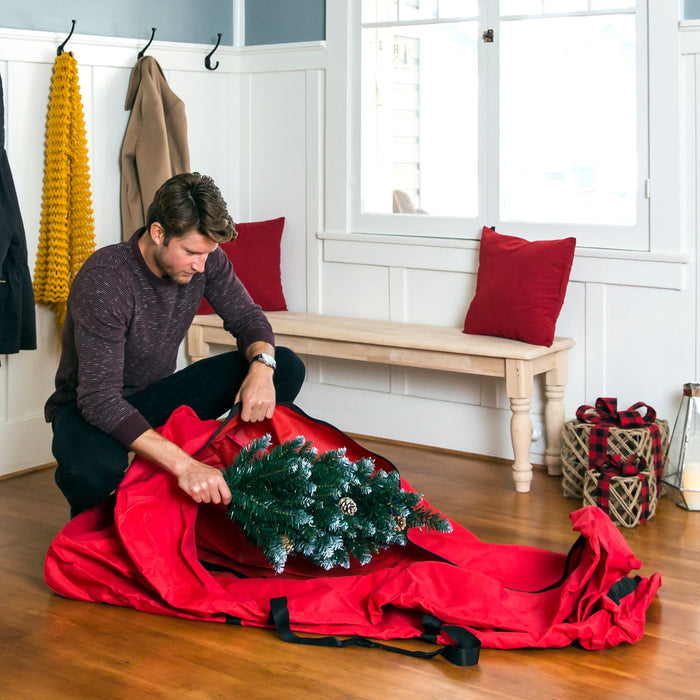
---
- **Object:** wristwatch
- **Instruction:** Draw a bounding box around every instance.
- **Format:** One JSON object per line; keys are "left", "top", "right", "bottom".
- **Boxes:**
{"left": 250, "top": 352, "right": 277, "bottom": 370}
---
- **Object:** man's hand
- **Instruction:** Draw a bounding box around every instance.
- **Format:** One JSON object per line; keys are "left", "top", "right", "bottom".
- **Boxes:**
{"left": 236, "top": 341, "right": 277, "bottom": 422}
{"left": 235, "top": 360, "right": 276, "bottom": 422}
{"left": 176, "top": 460, "right": 232, "bottom": 505}
{"left": 130, "top": 429, "right": 232, "bottom": 505}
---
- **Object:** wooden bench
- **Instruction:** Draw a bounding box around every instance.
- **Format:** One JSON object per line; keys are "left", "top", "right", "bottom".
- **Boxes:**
{"left": 187, "top": 312, "right": 574, "bottom": 493}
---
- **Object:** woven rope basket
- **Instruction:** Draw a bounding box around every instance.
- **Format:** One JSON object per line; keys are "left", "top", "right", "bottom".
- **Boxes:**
{"left": 582, "top": 468, "right": 658, "bottom": 528}
{"left": 560, "top": 419, "right": 669, "bottom": 499}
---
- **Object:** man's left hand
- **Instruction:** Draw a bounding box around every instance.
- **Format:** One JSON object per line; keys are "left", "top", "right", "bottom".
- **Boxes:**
{"left": 235, "top": 360, "right": 276, "bottom": 421}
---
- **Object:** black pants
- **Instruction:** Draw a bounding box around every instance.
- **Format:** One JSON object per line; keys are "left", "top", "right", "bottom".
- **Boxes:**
{"left": 52, "top": 348, "right": 305, "bottom": 513}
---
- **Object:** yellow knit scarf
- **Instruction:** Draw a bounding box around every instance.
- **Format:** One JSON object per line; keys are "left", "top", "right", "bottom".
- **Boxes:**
{"left": 34, "top": 51, "right": 95, "bottom": 326}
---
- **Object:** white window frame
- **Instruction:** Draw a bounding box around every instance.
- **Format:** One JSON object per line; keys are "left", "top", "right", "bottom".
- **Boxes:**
{"left": 325, "top": 0, "right": 679, "bottom": 253}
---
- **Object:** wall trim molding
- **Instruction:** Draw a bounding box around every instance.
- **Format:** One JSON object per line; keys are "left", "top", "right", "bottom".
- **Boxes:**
{"left": 0, "top": 27, "right": 326, "bottom": 73}
{"left": 317, "top": 230, "right": 690, "bottom": 262}
{"left": 317, "top": 231, "right": 689, "bottom": 290}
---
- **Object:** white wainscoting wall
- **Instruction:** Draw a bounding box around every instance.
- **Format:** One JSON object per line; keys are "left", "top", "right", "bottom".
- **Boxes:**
{"left": 302, "top": 233, "right": 693, "bottom": 460}
{"left": 0, "top": 28, "right": 324, "bottom": 476}
{"left": 1, "top": 24, "right": 697, "bottom": 477}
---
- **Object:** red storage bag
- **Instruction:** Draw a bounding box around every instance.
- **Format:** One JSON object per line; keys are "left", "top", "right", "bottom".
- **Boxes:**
{"left": 45, "top": 404, "right": 661, "bottom": 665}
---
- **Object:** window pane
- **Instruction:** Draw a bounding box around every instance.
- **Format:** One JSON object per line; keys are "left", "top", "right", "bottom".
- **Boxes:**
{"left": 500, "top": 14, "right": 637, "bottom": 225}
{"left": 501, "top": 0, "right": 543, "bottom": 17}
{"left": 399, "top": 0, "right": 438, "bottom": 21}
{"left": 363, "top": 0, "right": 398, "bottom": 23}
{"left": 543, "top": 0, "right": 587, "bottom": 12}
{"left": 361, "top": 22, "right": 479, "bottom": 216}
{"left": 438, "top": 0, "right": 479, "bottom": 17}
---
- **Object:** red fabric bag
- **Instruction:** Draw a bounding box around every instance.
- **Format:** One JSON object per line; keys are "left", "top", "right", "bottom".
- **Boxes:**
{"left": 44, "top": 404, "right": 661, "bottom": 665}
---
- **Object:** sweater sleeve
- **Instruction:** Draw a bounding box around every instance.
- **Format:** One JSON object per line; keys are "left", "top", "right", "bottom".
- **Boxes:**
{"left": 202, "top": 248, "right": 275, "bottom": 355}
{"left": 70, "top": 268, "right": 151, "bottom": 446}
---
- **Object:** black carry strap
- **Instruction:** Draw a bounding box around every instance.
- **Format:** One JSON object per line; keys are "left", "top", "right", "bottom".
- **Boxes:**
{"left": 192, "top": 403, "right": 242, "bottom": 457}
{"left": 607, "top": 575, "right": 642, "bottom": 605}
{"left": 268, "top": 596, "right": 480, "bottom": 667}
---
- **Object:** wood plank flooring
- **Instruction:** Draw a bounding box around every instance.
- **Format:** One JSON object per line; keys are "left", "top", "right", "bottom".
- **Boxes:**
{"left": 1, "top": 440, "right": 698, "bottom": 699}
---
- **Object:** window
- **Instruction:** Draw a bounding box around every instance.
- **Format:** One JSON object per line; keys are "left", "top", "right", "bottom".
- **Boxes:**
{"left": 351, "top": 0, "right": 647, "bottom": 248}
{"left": 361, "top": 2, "right": 480, "bottom": 218}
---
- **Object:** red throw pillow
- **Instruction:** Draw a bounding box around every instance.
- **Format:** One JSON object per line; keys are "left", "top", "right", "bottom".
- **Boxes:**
{"left": 463, "top": 226, "right": 575, "bottom": 347}
{"left": 198, "top": 217, "right": 288, "bottom": 313}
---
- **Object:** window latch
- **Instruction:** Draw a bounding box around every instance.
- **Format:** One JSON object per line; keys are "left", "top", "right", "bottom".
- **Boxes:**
{"left": 482, "top": 29, "right": 494, "bottom": 43}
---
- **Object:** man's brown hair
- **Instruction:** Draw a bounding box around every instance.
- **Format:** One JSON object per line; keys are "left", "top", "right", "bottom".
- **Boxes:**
{"left": 146, "top": 172, "right": 237, "bottom": 244}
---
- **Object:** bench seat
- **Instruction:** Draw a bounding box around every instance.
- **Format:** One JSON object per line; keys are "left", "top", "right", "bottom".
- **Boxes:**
{"left": 187, "top": 311, "right": 574, "bottom": 493}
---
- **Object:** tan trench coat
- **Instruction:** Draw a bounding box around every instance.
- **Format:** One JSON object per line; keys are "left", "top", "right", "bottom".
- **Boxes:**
{"left": 120, "top": 56, "right": 190, "bottom": 241}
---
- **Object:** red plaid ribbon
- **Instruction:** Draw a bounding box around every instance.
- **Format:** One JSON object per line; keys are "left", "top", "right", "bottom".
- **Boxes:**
{"left": 593, "top": 454, "right": 651, "bottom": 524}
{"left": 575, "top": 397, "right": 663, "bottom": 485}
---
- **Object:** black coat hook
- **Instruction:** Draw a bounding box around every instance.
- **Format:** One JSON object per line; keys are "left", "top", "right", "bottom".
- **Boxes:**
{"left": 138, "top": 27, "right": 157, "bottom": 59}
{"left": 57, "top": 19, "right": 76, "bottom": 56}
{"left": 205, "top": 33, "right": 222, "bottom": 71}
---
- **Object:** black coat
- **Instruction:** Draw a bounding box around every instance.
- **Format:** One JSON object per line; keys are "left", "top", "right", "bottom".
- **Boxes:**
{"left": 0, "top": 75, "right": 36, "bottom": 357}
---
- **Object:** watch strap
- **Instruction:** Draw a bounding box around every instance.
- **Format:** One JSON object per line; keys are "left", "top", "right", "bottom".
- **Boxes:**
{"left": 250, "top": 353, "right": 276, "bottom": 369}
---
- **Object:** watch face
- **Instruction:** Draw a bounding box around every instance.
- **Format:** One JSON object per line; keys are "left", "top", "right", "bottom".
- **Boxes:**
{"left": 254, "top": 353, "right": 276, "bottom": 368}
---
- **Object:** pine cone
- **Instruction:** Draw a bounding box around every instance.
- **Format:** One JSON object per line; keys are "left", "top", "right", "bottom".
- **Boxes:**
{"left": 393, "top": 515, "right": 407, "bottom": 532}
{"left": 338, "top": 496, "right": 357, "bottom": 515}
{"left": 280, "top": 535, "right": 294, "bottom": 553}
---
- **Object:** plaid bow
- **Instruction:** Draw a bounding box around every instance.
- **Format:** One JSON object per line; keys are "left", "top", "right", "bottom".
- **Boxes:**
{"left": 593, "top": 454, "right": 651, "bottom": 524}
{"left": 576, "top": 397, "right": 663, "bottom": 485}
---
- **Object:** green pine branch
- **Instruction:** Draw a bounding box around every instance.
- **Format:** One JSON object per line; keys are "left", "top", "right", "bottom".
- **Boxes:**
{"left": 222, "top": 434, "right": 452, "bottom": 573}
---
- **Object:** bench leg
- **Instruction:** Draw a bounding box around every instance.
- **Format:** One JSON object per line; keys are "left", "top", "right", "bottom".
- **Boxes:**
{"left": 506, "top": 359, "right": 534, "bottom": 493}
{"left": 186, "top": 326, "right": 209, "bottom": 364}
{"left": 544, "top": 351, "right": 568, "bottom": 476}
{"left": 544, "top": 383, "right": 565, "bottom": 476}
{"left": 509, "top": 397, "right": 533, "bottom": 493}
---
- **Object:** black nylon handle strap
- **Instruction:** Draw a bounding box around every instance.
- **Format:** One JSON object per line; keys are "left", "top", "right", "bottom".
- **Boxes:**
{"left": 420, "top": 613, "right": 482, "bottom": 667}
{"left": 268, "top": 596, "right": 480, "bottom": 667}
{"left": 192, "top": 403, "right": 242, "bottom": 457}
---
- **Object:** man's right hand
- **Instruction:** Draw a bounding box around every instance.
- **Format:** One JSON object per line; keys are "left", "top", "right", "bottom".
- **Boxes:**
{"left": 130, "top": 428, "right": 232, "bottom": 505}
{"left": 176, "top": 460, "right": 232, "bottom": 505}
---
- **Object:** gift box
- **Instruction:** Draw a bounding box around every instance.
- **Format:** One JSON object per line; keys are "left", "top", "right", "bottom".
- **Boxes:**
{"left": 582, "top": 454, "right": 658, "bottom": 528}
{"left": 561, "top": 398, "right": 669, "bottom": 499}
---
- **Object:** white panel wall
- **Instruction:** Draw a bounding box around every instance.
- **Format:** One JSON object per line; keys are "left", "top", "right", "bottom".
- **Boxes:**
{"left": 304, "top": 230, "right": 694, "bottom": 460}
{"left": 2, "top": 53, "right": 63, "bottom": 473}
{"left": 247, "top": 70, "right": 309, "bottom": 313}
{"left": 299, "top": 4, "right": 695, "bottom": 463}
{"left": 2, "top": 21, "right": 698, "bottom": 476}
{"left": 0, "top": 28, "right": 325, "bottom": 476}
{"left": 295, "top": 17, "right": 698, "bottom": 464}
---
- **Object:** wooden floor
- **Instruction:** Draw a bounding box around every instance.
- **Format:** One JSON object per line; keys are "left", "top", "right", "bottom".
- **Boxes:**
{"left": 1, "top": 440, "right": 699, "bottom": 700}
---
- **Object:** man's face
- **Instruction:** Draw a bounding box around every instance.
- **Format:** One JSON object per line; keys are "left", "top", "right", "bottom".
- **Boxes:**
{"left": 152, "top": 226, "right": 219, "bottom": 284}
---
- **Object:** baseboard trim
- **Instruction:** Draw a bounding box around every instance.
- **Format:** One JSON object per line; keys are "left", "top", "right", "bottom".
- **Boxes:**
{"left": 0, "top": 461, "right": 56, "bottom": 481}
{"left": 1, "top": 438, "right": 548, "bottom": 482}
{"left": 347, "top": 432, "right": 547, "bottom": 470}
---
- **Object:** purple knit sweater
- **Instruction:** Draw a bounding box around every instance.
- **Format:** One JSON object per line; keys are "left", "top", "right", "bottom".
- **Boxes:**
{"left": 45, "top": 230, "right": 275, "bottom": 446}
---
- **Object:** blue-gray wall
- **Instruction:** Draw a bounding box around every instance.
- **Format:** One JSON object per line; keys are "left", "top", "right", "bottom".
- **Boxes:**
{"left": 0, "top": 0, "right": 233, "bottom": 46}
{"left": 245, "top": 0, "right": 325, "bottom": 45}
{"left": 0, "top": 0, "right": 326, "bottom": 46}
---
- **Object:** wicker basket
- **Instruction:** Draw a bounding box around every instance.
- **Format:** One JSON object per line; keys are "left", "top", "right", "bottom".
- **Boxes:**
{"left": 582, "top": 466, "right": 658, "bottom": 528}
{"left": 560, "top": 418, "right": 669, "bottom": 498}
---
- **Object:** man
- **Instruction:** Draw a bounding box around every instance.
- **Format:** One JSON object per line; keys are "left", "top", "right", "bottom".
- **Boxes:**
{"left": 45, "top": 173, "right": 305, "bottom": 516}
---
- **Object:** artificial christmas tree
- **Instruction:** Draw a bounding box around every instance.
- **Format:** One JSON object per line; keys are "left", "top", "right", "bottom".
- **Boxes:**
{"left": 222, "top": 435, "right": 452, "bottom": 573}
